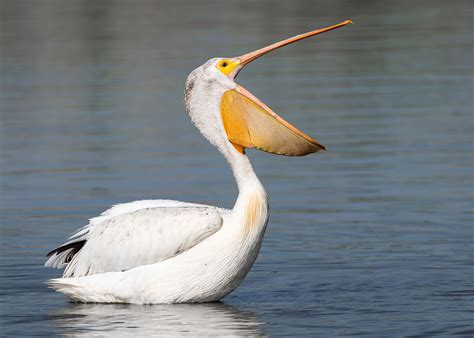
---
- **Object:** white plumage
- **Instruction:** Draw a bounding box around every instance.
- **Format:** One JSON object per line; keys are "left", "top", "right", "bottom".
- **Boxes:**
{"left": 47, "top": 182, "right": 269, "bottom": 304}
{"left": 46, "top": 59, "right": 270, "bottom": 304}
{"left": 45, "top": 21, "right": 351, "bottom": 304}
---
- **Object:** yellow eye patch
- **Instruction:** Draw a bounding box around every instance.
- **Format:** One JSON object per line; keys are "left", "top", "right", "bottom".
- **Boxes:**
{"left": 216, "top": 59, "right": 240, "bottom": 76}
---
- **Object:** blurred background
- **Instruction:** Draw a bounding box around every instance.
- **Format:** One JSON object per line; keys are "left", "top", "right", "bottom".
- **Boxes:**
{"left": 1, "top": 0, "right": 472, "bottom": 336}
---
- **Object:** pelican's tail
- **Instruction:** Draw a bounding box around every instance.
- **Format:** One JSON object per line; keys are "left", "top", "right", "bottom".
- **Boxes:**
{"left": 47, "top": 276, "right": 126, "bottom": 303}
{"left": 47, "top": 278, "right": 88, "bottom": 301}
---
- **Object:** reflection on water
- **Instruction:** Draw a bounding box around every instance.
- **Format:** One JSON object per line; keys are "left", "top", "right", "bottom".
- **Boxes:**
{"left": 1, "top": 0, "right": 473, "bottom": 336}
{"left": 50, "top": 302, "right": 264, "bottom": 337}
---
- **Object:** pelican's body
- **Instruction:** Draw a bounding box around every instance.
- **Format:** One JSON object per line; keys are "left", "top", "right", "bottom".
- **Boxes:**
{"left": 45, "top": 21, "right": 352, "bottom": 304}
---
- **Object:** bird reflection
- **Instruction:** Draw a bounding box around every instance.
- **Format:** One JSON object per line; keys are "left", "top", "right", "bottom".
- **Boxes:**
{"left": 49, "top": 301, "right": 265, "bottom": 336}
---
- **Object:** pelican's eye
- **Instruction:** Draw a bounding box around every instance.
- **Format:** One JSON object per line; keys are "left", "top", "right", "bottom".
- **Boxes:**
{"left": 216, "top": 59, "right": 239, "bottom": 76}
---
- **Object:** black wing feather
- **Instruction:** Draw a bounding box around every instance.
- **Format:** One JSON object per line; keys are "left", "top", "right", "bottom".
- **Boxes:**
{"left": 46, "top": 240, "right": 86, "bottom": 263}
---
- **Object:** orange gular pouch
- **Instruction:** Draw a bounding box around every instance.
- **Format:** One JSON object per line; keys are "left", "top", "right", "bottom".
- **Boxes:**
{"left": 220, "top": 86, "right": 326, "bottom": 156}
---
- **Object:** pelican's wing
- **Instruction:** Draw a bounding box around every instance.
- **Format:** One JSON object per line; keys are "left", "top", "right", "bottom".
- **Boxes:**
{"left": 45, "top": 200, "right": 226, "bottom": 277}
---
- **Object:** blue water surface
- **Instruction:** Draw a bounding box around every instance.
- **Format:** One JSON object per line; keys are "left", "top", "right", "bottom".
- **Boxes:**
{"left": 1, "top": 0, "right": 473, "bottom": 336}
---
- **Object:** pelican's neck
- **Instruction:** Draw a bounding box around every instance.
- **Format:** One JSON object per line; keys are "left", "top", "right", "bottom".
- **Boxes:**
{"left": 225, "top": 150, "right": 264, "bottom": 199}
{"left": 223, "top": 149, "right": 268, "bottom": 238}
{"left": 229, "top": 152, "right": 261, "bottom": 191}
{"left": 183, "top": 68, "right": 267, "bottom": 218}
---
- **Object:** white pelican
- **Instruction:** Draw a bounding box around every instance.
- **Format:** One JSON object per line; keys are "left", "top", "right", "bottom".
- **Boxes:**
{"left": 45, "top": 20, "right": 352, "bottom": 304}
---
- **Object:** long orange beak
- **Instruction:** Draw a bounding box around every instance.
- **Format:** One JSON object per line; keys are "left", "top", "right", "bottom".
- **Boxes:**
{"left": 220, "top": 20, "right": 353, "bottom": 156}
{"left": 237, "top": 19, "right": 352, "bottom": 71}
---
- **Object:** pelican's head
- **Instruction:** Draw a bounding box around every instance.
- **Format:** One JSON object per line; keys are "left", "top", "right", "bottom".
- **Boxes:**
{"left": 185, "top": 20, "right": 352, "bottom": 157}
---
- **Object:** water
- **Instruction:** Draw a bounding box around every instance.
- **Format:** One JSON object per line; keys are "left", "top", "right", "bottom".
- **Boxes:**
{"left": 1, "top": 0, "right": 473, "bottom": 336}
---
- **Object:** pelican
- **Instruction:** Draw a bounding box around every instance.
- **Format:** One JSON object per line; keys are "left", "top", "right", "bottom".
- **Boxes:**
{"left": 45, "top": 20, "right": 352, "bottom": 304}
